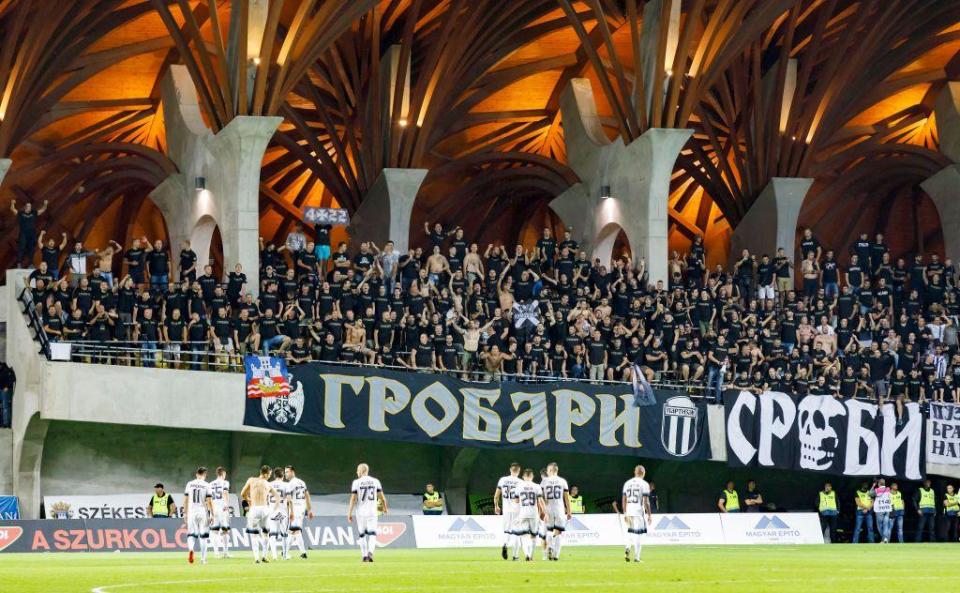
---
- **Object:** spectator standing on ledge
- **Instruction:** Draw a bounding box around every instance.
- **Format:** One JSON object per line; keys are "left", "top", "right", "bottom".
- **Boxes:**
{"left": 11, "top": 199, "right": 48, "bottom": 268}
{"left": 147, "top": 483, "right": 176, "bottom": 518}
{"left": 914, "top": 479, "right": 937, "bottom": 542}
{"left": 890, "top": 482, "right": 905, "bottom": 543}
{"left": 743, "top": 479, "right": 763, "bottom": 512}
{"left": 718, "top": 481, "right": 740, "bottom": 513}
{"left": 852, "top": 482, "right": 875, "bottom": 544}
{"left": 818, "top": 482, "right": 839, "bottom": 542}
{"left": 286, "top": 223, "right": 307, "bottom": 271}
{"left": 569, "top": 485, "right": 585, "bottom": 514}
{"left": 0, "top": 361, "right": 15, "bottom": 428}
{"left": 422, "top": 483, "right": 443, "bottom": 516}
{"left": 944, "top": 484, "right": 959, "bottom": 542}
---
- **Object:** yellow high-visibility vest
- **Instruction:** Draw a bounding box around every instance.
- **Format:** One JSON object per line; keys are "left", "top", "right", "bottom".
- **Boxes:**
{"left": 569, "top": 495, "right": 584, "bottom": 514}
{"left": 723, "top": 489, "right": 740, "bottom": 511}
{"left": 818, "top": 491, "right": 837, "bottom": 512}
{"left": 422, "top": 491, "right": 440, "bottom": 511}
{"left": 856, "top": 490, "right": 873, "bottom": 511}
{"left": 151, "top": 494, "right": 171, "bottom": 517}
{"left": 891, "top": 491, "right": 904, "bottom": 511}
{"left": 945, "top": 493, "right": 960, "bottom": 513}
{"left": 919, "top": 488, "right": 936, "bottom": 509}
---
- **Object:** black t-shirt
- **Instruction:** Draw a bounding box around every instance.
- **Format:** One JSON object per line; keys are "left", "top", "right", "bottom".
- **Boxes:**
{"left": 18, "top": 211, "right": 37, "bottom": 234}
{"left": 179, "top": 249, "right": 197, "bottom": 274}
{"left": 315, "top": 224, "right": 332, "bottom": 247}
{"left": 148, "top": 250, "right": 169, "bottom": 275}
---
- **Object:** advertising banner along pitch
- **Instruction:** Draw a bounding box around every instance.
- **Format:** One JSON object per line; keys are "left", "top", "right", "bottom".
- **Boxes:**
{"left": 243, "top": 358, "right": 712, "bottom": 460}
{"left": 725, "top": 391, "right": 924, "bottom": 480}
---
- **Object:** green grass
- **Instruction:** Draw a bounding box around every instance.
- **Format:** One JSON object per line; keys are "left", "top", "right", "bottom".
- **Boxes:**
{"left": 1, "top": 545, "right": 958, "bottom": 593}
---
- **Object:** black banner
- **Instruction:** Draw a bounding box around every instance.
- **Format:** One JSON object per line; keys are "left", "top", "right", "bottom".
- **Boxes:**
{"left": 0, "top": 517, "right": 415, "bottom": 553}
{"left": 243, "top": 361, "right": 711, "bottom": 461}
{"left": 725, "top": 391, "right": 924, "bottom": 480}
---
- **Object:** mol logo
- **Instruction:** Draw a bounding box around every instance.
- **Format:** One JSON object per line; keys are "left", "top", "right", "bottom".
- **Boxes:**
{"left": 0, "top": 527, "right": 23, "bottom": 552}
{"left": 376, "top": 522, "right": 407, "bottom": 547}
{"left": 746, "top": 515, "right": 801, "bottom": 539}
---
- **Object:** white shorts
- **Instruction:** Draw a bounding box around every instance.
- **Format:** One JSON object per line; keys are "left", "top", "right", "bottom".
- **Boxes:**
{"left": 513, "top": 516, "right": 539, "bottom": 536}
{"left": 758, "top": 284, "right": 775, "bottom": 300}
{"left": 501, "top": 510, "right": 518, "bottom": 534}
{"left": 187, "top": 510, "right": 209, "bottom": 537}
{"left": 267, "top": 509, "right": 289, "bottom": 536}
{"left": 289, "top": 503, "right": 307, "bottom": 530}
{"left": 626, "top": 514, "right": 648, "bottom": 534}
{"left": 211, "top": 504, "right": 230, "bottom": 530}
{"left": 545, "top": 508, "right": 568, "bottom": 531}
{"left": 356, "top": 514, "right": 378, "bottom": 537}
{"left": 246, "top": 505, "right": 269, "bottom": 533}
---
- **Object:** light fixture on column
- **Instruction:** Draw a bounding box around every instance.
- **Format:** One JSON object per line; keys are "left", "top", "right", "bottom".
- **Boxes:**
{"left": 195, "top": 176, "right": 206, "bottom": 192}
{"left": 600, "top": 185, "right": 612, "bottom": 199}
{"left": 398, "top": 118, "right": 408, "bottom": 127}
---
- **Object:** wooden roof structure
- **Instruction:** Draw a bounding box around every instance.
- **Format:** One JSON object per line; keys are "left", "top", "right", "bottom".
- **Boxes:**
{"left": 1, "top": 0, "right": 958, "bottom": 266}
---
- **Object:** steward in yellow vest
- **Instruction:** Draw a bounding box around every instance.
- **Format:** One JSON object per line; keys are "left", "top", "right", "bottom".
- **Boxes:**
{"left": 718, "top": 481, "right": 740, "bottom": 512}
{"left": 569, "top": 486, "right": 585, "bottom": 514}
{"left": 422, "top": 483, "right": 443, "bottom": 516}
{"left": 914, "top": 479, "right": 937, "bottom": 543}
{"left": 818, "top": 482, "right": 839, "bottom": 542}
{"left": 147, "top": 484, "right": 175, "bottom": 518}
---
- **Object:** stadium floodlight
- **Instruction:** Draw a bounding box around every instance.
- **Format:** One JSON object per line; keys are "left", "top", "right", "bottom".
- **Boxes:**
{"left": 600, "top": 185, "right": 612, "bottom": 199}
{"left": 195, "top": 176, "right": 206, "bottom": 191}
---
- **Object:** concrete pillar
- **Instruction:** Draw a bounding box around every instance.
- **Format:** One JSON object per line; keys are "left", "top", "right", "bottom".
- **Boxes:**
{"left": 152, "top": 64, "right": 281, "bottom": 295}
{"left": 347, "top": 168, "right": 427, "bottom": 253}
{"left": 920, "top": 165, "right": 960, "bottom": 265}
{"left": 442, "top": 447, "right": 480, "bottom": 514}
{"left": 549, "top": 78, "right": 691, "bottom": 285}
{"left": 14, "top": 412, "right": 48, "bottom": 519}
{"left": 920, "top": 82, "right": 960, "bottom": 265}
{"left": 0, "top": 158, "right": 10, "bottom": 187}
{"left": 729, "top": 177, "right": 813, "bottom": 268}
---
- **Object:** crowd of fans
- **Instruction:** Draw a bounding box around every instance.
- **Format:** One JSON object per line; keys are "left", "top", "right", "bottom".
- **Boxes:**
{"left": 16, "top": 203, "right": 960, "bottom": 407}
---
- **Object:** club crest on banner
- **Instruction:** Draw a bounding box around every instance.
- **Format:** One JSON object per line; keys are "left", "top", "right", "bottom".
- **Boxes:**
{"left": 245, "top": 356, "right": 304, "bottom": 426}
{"left": 661, "top": 396, "right": 701, "bottom": 457}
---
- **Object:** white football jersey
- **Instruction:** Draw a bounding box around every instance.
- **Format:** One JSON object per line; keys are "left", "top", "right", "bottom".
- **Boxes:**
{"left": 209, "top": 478, "right": 230, "bottom": 506}
{"left": 288, "top": 477, "right": 308, "bottom": 505}
{"left": 497, "top": 475, "right": 522, "bottom": 512}
{"left": 540, "top": 476, "right": 569, "bottom": 511}
{"left": 513, "top": 481, "right": 543, "bottom": 519}
{"left": 268, "top": 479, "right": 290, "bottom": 510}
{"left": 184, "top": 479, "right": 211, "bottom": 513}
{"left": 351, "top": 476, "right": 383, "bottom": 517}
{"left": 622, "top": 477, "right": 650, "bottom": 516}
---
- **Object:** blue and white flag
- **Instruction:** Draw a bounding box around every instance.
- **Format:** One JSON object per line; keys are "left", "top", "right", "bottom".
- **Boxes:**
{"left": 631, "top": 364, "right": 657, "bottom": 407}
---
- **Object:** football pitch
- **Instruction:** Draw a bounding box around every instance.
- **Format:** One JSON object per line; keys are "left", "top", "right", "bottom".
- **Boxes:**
{"left": 1, "top": 545, "right": 958, "bottom": 593}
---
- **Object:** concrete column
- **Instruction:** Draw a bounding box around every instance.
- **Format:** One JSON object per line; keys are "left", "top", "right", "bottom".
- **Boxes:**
{"left": 441, "top": 447, "right": 480, "bottom": 514}
{"left": 347, "top": 168, "right": 427, "bottom": 253}
{"left": 920, "top": 82, "right": 960, "bottom": 265}
{"left": 729, "top": 177, "right": 813, "bottom": 268}
{"left": 0, "top": 158, "right": 10, "bottom": 187}
{"left": 549, "top": 78, "right": 691, "bottom": 285}
{"left": 920, "top": 164, "right": 960, "bottom": 265}
{"left": 152, "top": 64, "right": 281, "bottom": 295}
{"left": 14, "top": 412, "right": 48, "bottom": 519}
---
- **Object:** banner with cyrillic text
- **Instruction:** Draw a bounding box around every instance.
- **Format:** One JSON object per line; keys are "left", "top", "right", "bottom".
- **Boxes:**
{"left": 243, "top": 360, "right": 712, "bottom": 460}
{"left": 928, "top": 403, "right": 960, "bottom": 466}
{"left": 725, "top": 391, "right": 924, "bottom": 480}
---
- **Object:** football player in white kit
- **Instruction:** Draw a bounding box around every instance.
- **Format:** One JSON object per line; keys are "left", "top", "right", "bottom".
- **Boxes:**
{"left": 267, "top": 467, "right": 292, "bottom": 560}
{"left": 347, "top": 463, "right": 388, "bottom": 562}
{"left": 621, "top": 464, "right": 652, "bottom": 563}
{"left": 493, "top": 462, "right": 522, "bottom": 560}
{"left": 240, "top": 465, "right": 281, "bottom": 563}
{"left": 541, "top": 462, "right": 571, "bottom": 561}
{"left": 510, "top": 468, "right": 545, "bottom": 561}
{"left": 209, "top": 467, "right": 232, "bottom": 558}
{"left": 183, "top": 466, "right": 214, "bottom": 565}
{"left": 284, "top": 465, "right": 313, "bottom": 559}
